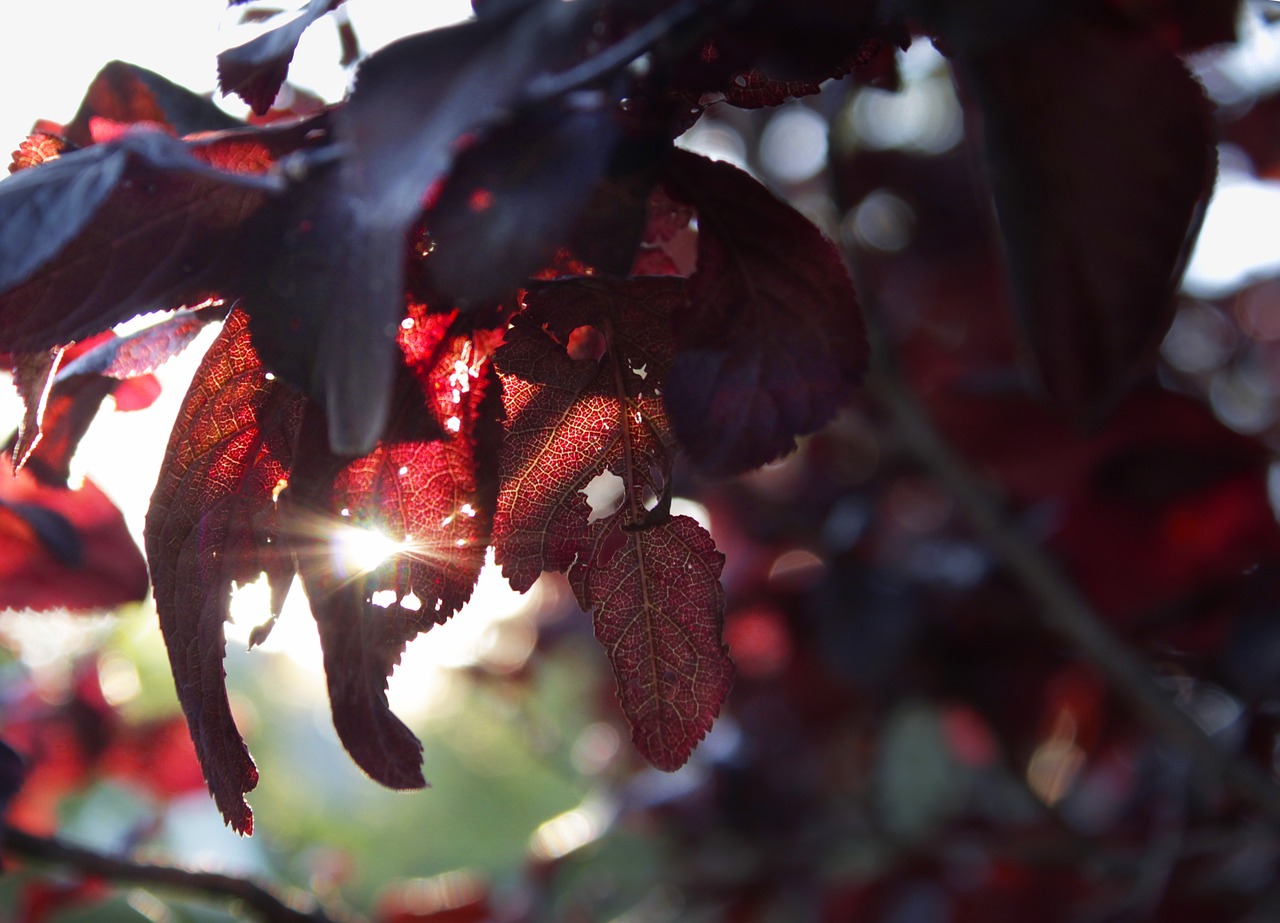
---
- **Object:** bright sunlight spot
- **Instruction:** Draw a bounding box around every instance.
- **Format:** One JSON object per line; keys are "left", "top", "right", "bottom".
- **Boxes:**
{"left": 333, "top": 525, "right": 404, "bottom": 575}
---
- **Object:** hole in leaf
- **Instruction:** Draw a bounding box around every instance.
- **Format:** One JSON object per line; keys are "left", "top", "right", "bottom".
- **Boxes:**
{"left": 581, "top": 471, "right": 625, "bottom": 522}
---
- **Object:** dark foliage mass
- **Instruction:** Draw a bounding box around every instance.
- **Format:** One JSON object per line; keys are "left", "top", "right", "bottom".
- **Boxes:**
{"left": 6, "top": 0, "right": 1280, "bottom": 918}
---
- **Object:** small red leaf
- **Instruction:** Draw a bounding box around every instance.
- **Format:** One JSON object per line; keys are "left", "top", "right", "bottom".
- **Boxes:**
{"left": 569, "top": 515, "right": 732, "bottom": 771}
{"left": 9, "top": 348, "right": 62, "bottom": 473}
{"left": 493, "top": 276, "right": 682, "bottom": 591}
{"left": 663, "top": 150, "right": 866, "bottom": 476}
{"left": 145, "top": 309, "right": 304, "bottom": 834}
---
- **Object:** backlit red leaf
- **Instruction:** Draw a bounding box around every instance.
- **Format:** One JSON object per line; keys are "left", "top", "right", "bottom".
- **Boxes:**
{"left": 145, "top": 309, "right": 304, "bottom": 834}
{"left": 663, "top": 150, "right": 866, "bottom": 476}
{"left": 493, "top": 276, "right": 682, "bottom": 591}
{"left": 569, "top": 515, "right": 731, "bottom": 770}
{"left": 284, "top": 330, "right": 501, "bottom": 788}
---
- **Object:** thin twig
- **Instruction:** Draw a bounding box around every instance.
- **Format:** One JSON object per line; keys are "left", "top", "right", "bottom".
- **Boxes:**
{"left": 3, "top": 826, "right": 361, "bottom": 923}
{"left": 857, "top": 278, "right": 1280, "bottom": 822}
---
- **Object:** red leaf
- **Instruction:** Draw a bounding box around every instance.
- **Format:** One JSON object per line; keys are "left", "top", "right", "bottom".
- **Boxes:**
{"left": 958, "top": 19, "right": 1215, "bottom": 420}
{"left": 493, "top": 276, "right": 682, "bottom": 591}
{"left": 284, "top": 330, "right": 501, "bottom": 789}
{"left": 63, "top": 60, "right": 241, "bottom": 147}
{"left": 145, "top": 309, "right": 303, "bottom": 834}
{"left": 569, "top": 515, "right": 731, "bottom": 771}
{"left": 663, "top": 150, "right": 866, "bottom": 476}
{"left": 0, "top": 459, "right": 148, "bottom": 612}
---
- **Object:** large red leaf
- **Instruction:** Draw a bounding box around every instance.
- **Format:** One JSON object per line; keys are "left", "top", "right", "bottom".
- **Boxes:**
{"left": 145, "top": 309, "right": 303, "bottom": 834}
{"left": 492, "top": 276, "right": 682, "bottom": 592}
{"left": 957, "top": 17, "right": 1215, "bottom": 420}
{"left": 284, "top": 328, "right": 501, "bottom": 789}
{"left": 0, "top": 458, "right": 148, "bottom": 613}
{"left": 570, "top": 514, "right": 731, "bottom": 770}
{"left": 662, "top": 150, "right": 866, "bottom": 476}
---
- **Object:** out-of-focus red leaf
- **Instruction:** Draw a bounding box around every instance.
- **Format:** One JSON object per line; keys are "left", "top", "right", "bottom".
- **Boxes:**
{"left": 218, "top": 0, "right": 339, "bottom": 115}
{"left": 957, "top": 18, "right": 1215, "bottom": 421}
{"left": 57, "top": 306, "right": 220, "bottom": 380}
{"left": 663, "top": 150, "right": 866, "bottom": 476}
{"left": 100, "top": 716, "right": 208, "bottom": 800}
{"left": 493, "top": 276, "right": 681, "bottom": 592}
{"left": 145, "top": 309, "right": 303, "bottom": 834}
{"left": 63, "top": 60, "right": 241, "bottom": 147}
{"left": 570, "top": 514, "right": 731, "bottom": 770}
{"left": 0, "top": 457, "right": 148, "bottom": 612}
{"left": 377, "top": 871, "right": 490, "bottom": 923}
{"left": 284, "top": 328, "right": 501, "bottom": 789}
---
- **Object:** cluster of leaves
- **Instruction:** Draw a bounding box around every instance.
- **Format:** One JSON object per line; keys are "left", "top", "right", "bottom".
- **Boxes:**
{"left": 0, "top": 0, "right": 1245, "bottom": 861}
{"left": 0, "top": 0, "right": 882, "bottom": 835}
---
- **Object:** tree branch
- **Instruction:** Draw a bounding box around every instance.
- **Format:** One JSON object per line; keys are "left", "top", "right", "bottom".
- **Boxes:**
{"left": 859, "top": 288, "right": 1280, "bottom": 822}
{"left": 2, "top": 825, "right": 362, "bottom": 923}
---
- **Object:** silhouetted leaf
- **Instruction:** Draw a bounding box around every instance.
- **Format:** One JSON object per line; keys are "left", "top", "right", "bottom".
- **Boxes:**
{"left": 570, "top": 514, "right": 731, "bottom": 770}
{"left": 218, "top": 0, "right": 339, "bottom": 115}
{"left": 145, "top": 309, "right": 304, "bottom": 834}
{"left": 663, "top": 150, "right": 866, "bottom": 476}
{"left": 958, "top": 19, "right": 1215, "bottom": 420}
{"left": 254, "top": 1, "right": 595, "bottom": 454}
{"left": 425, "top": 100, "right": 620, "bottom": 303}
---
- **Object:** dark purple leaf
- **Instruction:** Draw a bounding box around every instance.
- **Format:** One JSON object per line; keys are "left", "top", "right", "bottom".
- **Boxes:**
{"left": 218, "top": 0, "right": 339, "bottom": 115}
{"left": 958, "top": 19, "right": 1216, "bottom": 420}
{"left": 662, "top": 150, "right": 866, "bottom": 476}
{"left": 424, "top": 99, "right": 621, "bottom": 303}
{"left": 0, "top": 129, "right": 281, "bottom": 355}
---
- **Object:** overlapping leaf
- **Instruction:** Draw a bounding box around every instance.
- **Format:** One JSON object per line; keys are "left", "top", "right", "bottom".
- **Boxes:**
{"left": 284, "top": 324, "right": 501, "bottom": 789}
{"left": 145, "top": 309, "right": 304, "bottom": 834}
{"left": 64, "top": 60, "right": 241, "bottom": 146}
{"left": 493, "top": 276, "right": 682, "bottom": 591}
{"left": 662, "top": 150, "right": 866, "bottom": 476}
{"left": 493, "top": 276, "right": 732, "bottom": 768}
{"left": 218, "top": 0, "right": 340, "bottom": 115}
{"left": 0, "top": 128, "right": 282, "bottom": 355}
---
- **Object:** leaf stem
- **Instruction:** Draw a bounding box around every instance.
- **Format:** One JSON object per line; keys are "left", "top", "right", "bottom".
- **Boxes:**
{"left": 857, "top": 275, "right": 1280, "bottom": 823}
{"left": 2, "top": 825, "right": 360, "bottom": 923}
{"left": 524, "top": 0, "right": 715, "bottom": 103}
